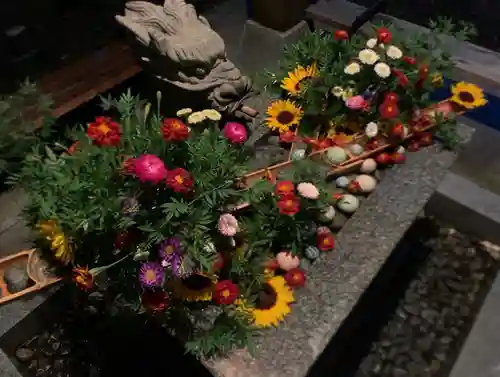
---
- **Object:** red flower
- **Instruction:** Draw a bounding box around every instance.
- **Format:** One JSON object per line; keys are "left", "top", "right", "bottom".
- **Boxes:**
{"left": 122, "top": 157, "right": 136, "bottom": 175}
{"left": 214, "top": 280, "right": 239, "bottom": 305}
{"left": 334, "top": 30, "right": 349, "bottom": 40}
{"left": 284, "top": 268, "right": 306, "bottom": 288}
{"left": 418, "top": 64, "right": 429, "bottom": 80}
{"left": 418, "top": 132, "right": 433, "bottom": 146}
{"left": 392, "top": 69, "right": 409, "bottom": 87}
{"left": 161, "top": 118, "right": 190, "bottom": 142}
{"left": 384, "top": 92, "right": 399, "bottom": 103}
{"left": 402, "top": 56, "right": 417, "bottom": 65}
{"left": 165, "top": 168, "right": 194, "bottom": 193}
{"left": 66, "top": 141, "right": 80, "bottom": 154}
{"left": 72, "top": 266, "right": 94, "bottom": 291}
{"left": 365, "top": 138, "right": 381, "bottom": 150}
{"left": 390, "top": 123, "right": 407, "bottom": 139}
{"left": 375, "top": 152, "right": 391, "bottom": 165}
{"left": 141, "top": 290, "right": 169, "bottom": 312}
{"left": 275, "top": 180, "right": 295, "bottom": 198}
{"left": 390, "top": 152, "right": 406, "bottom": 164}
{"left": 277, "top": 196, "right": 300, "bottom": 216}
{"left": 407, "top": 141, "right": 421, "bottom": 152}
{"left": 115, "top": 232, "right": 132, "bottom": 249}
{"left": 317, "top": 232, "right": 335, "bottom": 251}
{"left": 87, "top": 116, "right": 121, "bottom": 146}
{"left": 377, "top": 27, "right": 392, "bottom": 44}
{"left": 379, "top": 102, "right": 400, "bottom": 119}
{"left": 280, "top": 131, "right": 297, "bottom": 143}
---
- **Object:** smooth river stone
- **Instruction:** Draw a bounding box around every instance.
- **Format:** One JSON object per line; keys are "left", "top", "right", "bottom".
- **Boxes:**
{"left": 326, "top": 146, "right": 348, "bottom": 164}
{"left": 319, "top": 205, "right": 336, "bottom": 223}
{"left": 4, "top": 266, "right": 30, "bottom": 293}
{"left": 335, "top": 176, "right": 350, "bottom": 188}
{"left": 337, "top": 194, "right": 360, "bottom": 213}
{"left": 292, "top": 149, "right": 306, "bottom": 160}
{"left": 349, "top": 143, "right": 364, "bottom": 156}
{"left": 360, "top": 158, "right": 377, "bottom": 173}
{"left": 352, "top": 174, "right": 377, "bottom": 193}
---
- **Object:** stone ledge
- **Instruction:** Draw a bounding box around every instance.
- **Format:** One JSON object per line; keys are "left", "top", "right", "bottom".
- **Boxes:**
{"left": 306, "top": 0, "right": 500, "bottom": 97}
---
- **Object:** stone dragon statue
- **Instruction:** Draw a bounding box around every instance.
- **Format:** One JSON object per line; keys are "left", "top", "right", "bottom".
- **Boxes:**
{"left": 115, "top": 0, "right": 256, "bottom": 118}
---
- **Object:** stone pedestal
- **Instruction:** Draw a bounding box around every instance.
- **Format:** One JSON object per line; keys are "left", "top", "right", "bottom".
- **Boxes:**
{"left": 238, "top": 19, "right": 309, "bottom": 73}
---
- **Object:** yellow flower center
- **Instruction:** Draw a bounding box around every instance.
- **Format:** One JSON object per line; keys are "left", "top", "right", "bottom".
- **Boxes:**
{"left": 164, "top": 245, "right": 174, "bottom": 255}
{"left": 145, "top": 270, "right": 157, "bottom": 281}
{"left": 222, "top": 289, "right": 230, "bottom": 298}
{"left": 175, "top": 175, "right": 184, "bottom": 184}
{"left": 97, "top": 123, "right": 111, "bottom": 135}
{"left": 323, "top": 238, "right": 331, "bottom": 245}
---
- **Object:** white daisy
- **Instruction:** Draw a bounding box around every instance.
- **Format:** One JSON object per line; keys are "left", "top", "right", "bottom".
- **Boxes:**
{"left": 386, "top": 45, "right": 403, "bottom": 60}
{"left": 331, "top": 86, "right": 345, "bottom": 98}
{"left": 344, "top": 62, "right": 361, "bottom": 75}
{"left": 358, "top": 49, "right": 380, "bottom": 65}
{"left": 365, "top": 122, "right": 378, "bottom": 138}
{"left": 366, "top": 38, "right": 378, "bottom": 49}
{"left": 374, "top": 62, "right": 391, "bottom": 78}
{"left": 176, "top": 108, "right": 193, "bottom": 117}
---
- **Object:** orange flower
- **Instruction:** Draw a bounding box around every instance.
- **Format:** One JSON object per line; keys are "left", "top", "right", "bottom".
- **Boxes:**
{"left": 72, "top": 266, "right": 94, "bottom": 291}
{"left": 317, "top": 232, "right": 335, "bottom": 251}
{"left": 279, "top": 131, "right": 297, "bottom": 143}
{"left": 165, "top": 168, "right": 194, "bottom": 193}
{"left": 161, "top": 118, "right": 190, "bottom": 142}
{"left": 214, "top": 280, "right": 239, "bottom": 305}
{"left": 141, "top": 290, "right": 169, "bottom": 312}
{"left": 87, "top": 116, "right": 121, "bottom": 146}
{"left": 379, "top": 102, "right": 400, "bottom": 120}
{"left": 277, "top": 196, "right": 300, "bottom": 216}
{"left": 275, "top": 181, "right": 295, "bottom": 198}
{"left": 284, "top": 268, "right": 306, "bottom": 288}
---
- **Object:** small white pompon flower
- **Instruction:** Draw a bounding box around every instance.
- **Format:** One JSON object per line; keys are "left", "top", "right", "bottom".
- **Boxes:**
{"left": 365, "top": 122, "right": 378, "bottom": 138}
{"left": 331, "top": 86, "right": 345, "bottom": 98}
{"left": 366, "top": 38, "right": 378, "bottom": 49}
{"left": 374, "top": 62, "right": 391, "bottom": 78}
{"left": 176, "top": 108, "right": 193, "bottom": 117}
{"left": 344, "top": 62, "right": 361, "bottom": 75}
{"left": 358, "top": 49, "right": 379, "bottom": 65}
{"left": 386, "top": 45, "right": 403, "bottom": 60}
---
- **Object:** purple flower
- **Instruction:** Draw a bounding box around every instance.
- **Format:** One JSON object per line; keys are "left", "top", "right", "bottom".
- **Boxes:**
{"left": 159, "top": 238, "right": 182, "bottom": 259}
{"left": 139, "top": 262, "right": 165, "bottom": 288}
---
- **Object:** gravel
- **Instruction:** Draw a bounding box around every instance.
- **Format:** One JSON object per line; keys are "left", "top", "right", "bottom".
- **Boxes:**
{"left": 353, "top": 219, "right": 499, "bottom": 377}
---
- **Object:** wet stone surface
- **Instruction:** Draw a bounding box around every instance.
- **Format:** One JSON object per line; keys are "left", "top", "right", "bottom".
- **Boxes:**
{"left": 353, "top": 221, "right": 499, "bottom": 377}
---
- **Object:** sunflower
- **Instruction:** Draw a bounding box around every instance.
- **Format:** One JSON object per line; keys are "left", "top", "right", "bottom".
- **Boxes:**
{"left": 37, "top": 220, "right": 72, "bottom": 265}
{"left": 281, "top": 63, "right": 319, "bottom": 96}
{"left": 171, "top": 273, "right": 216, "bottom": 302}
{"left": 250, "top": 276, "right": 295, "bottom": 328}
{"left": 450, "top": 82, "right": 487, "bottom": 110}
{"left": 266, "top": 100, "right": 303, "bottom": 133}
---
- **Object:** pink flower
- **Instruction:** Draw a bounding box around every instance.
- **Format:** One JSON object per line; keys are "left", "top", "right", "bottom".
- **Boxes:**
{"left": 134, "top": 154, "right": 168, "bottom": 184}
{"left": 297, "top": 182, "right": 320, "bottom": 199}
{"left": 345, "top": 95, "right": 369, "bottom": 110}
{"left": 223, "top": 122, "right": 248, "bottom": 144}
{"left": 218, "top": 213, "right": 239, "bottom": 236}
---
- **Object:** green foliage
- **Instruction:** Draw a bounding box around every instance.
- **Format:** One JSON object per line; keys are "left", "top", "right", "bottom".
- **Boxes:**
{"left": 0, "top": 80, "right": 55, "bottom": 177}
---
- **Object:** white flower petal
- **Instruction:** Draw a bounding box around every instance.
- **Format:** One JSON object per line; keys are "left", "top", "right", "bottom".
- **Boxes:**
{"left": 366, "top": 38, "right": 378, "bottom": 49}
{"left": 386, "top": 45, "right": 403, "bottom": 60}
{"left": 365, "top": 122, "right": 378, "bottom": 138}
{"left": 374, "top": 62, "right": 391, "bottom": 78}
{"left": 358, "top": 49, "right": 379, "bottom": 65}
{"left": 344, "top": 62, "right": 361, "bottom": 75}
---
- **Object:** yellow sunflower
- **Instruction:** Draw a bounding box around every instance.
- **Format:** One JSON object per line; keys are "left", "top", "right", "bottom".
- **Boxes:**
{"left": 266, "top": 100, "right": 303, "bottom": 133}
{"left": 250, "top": 276, "right": 295, "bottom": 328}
{"left": 450, "top": 82, "right": 488, "bottom": 109}
{"left": 281, "top": 63, "right": 319, "bottom": 96}
{"left": 171, "top": 273, "right": 216, "bottom": 302}
{"left": 37, "top": 220, "right": 72, "bottom": 265}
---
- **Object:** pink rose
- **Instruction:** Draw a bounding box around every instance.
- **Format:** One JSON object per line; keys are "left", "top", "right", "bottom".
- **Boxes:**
{"left": 134, "top": 154, "right": 168, "bottom": 184}
{"left": 345, "top": 95, "right": 369, "bottom": 110}
{"left": 223, "top": 122, "right": 248, "bottom": 144}
{"left": 218, "top": 213, "right": 239, "bottom": 237}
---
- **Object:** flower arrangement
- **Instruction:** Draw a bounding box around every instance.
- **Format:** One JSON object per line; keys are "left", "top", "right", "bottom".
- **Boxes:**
{"left": 14, "top": 92, "right": 336, "bottom": 358}
{"left": 260, "top": 19, "right": 487, "bottom": 152}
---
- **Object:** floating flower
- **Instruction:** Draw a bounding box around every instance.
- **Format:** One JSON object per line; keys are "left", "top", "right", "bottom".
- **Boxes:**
{"left": 358, "top": 49, "right": 379, "bottom": 65}
{"left": 134, "top": 154, "right": 168, "bottom": 184}
{"left": 37, "top": 220, "right": 72, "bottom": 265}
{"left": 281, "top": 63, "right": 319, "bottom": 96}
{"left": 223, "top": 122, "right": 248, "bottom": 144}
{"left": 284, "top": 268, "right": 306, "bottom": 288}
{"left": 374, "top": 62, "right": 391, "bottom": 78}
{"left": 376, "top": 27, "right": 392, "bottom": 44}
{"left": 277, "top": 196, "right": 300, "bottom": 216}
{"left": 402, "top": 56, "right": 416, "bottom": 65}
{"left": 276, "top": 251, "right": 300, "bottom": 271}
{"left": 214, "top": 280, "right": 239, "bottom": 305}
{"left": 379, "top": 101, "right": 400, "bottom": 119}
{"left": 218, "top": 213, "right": 239, "bottom": 237}
{"left": 87, "top": 116, "right": 121, "bottom": 146}
{"left": 366, "top": 38, "right": 378, "bottom": 48}
{"left": 431, "top": 73, "right": 444, "bottom": 87}
{"left": 450, "top": 82, "right": 487, "bottom": 109}
{"left": 187, "top": 111, "right": 207, "bottom": 124}
{"left": 72, "top": 266, "right": 94, "bottom": 291}
{"left": 165, "top": 168, "right": 194, "bottom": 193}
{"left": 317, "top": 231, "right": 335, "bottom": 251}
{"left": 201, "top": 109, "right": 222, "bottom": 121}
{"left": 266, "top": 100, "right": 303, "bottom": 133}
{"left": 334, "top": 30, "right": 349, "bottom": 40}
{"left": 392, "top": 68, "right": 409, "bottom": 87}
{"left": 331, "top": 86, "right": 345, "bottom": 98}
{"left": 275, "top": 180, "right": 294, "bottom": 198}
{"left": 141, "top": 290, "right": 169, "bottom": 312}
{"left": 251, "top": 276, "right": 295, "bottom": 328}
{"left": 344, "top": 62, "right": 361, "bottom": 75}
{"left": 279, "top": 130, "right": 297, "bottom": 143}
{"left": 172, "top": 274, "right": 215, "bottom": 301}
{"left": 345, "top": 95, "right": 369, "bottom": 110}
{"left": 176, "top": 108, "right": 193, "bottom": 117}
{"left": 297, "top": 182, "right": 320, "bottom": 199}
{"left": 161, "top": 118, "right": 190, "bottom": 142}
{"left": 139, "top": 262, "right": 165, "bottom": 288}
{"left": 386, "top": 45, "right": 403, "bottom": 59}
{"left": 365, "top": 122, "right": 378, "bottom": 138}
